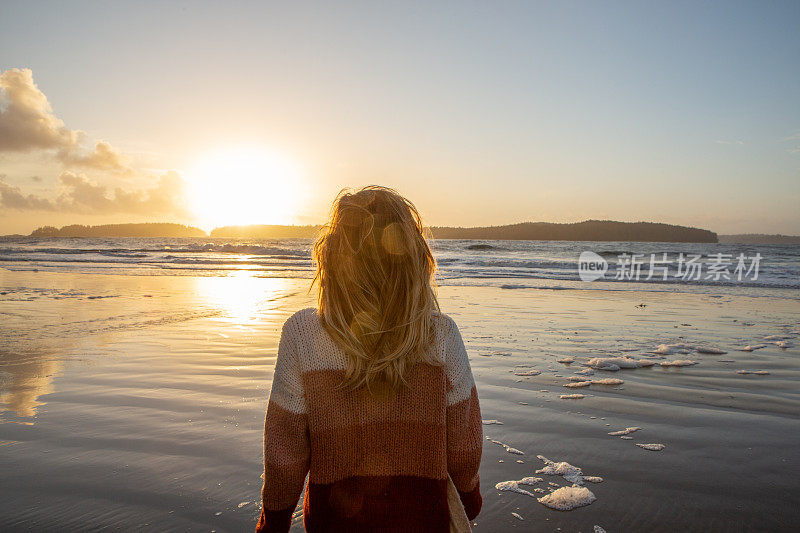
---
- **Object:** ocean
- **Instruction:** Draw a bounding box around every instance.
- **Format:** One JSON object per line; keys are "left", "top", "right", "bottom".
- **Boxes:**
{"left": 1, "top": 236, "right": 798, "bottom": 296}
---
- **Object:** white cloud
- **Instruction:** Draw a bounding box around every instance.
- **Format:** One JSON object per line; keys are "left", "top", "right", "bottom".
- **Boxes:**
{"left": 1, "top": 171, "right": 189, "bottom": 216}
{"left": 57, "top": 140, "right": 131, "bottom": 173}
{"left": 0, "top": 68, "right": 189, "bottom": 218}
{"left": 0, "top": 68, "right": 78, "bottom": 152}
{"left": 0, "top": 180, "right": 57, "bottom": 210}
{"left": 0, "top": 68, "right": 131, "bottom": 173}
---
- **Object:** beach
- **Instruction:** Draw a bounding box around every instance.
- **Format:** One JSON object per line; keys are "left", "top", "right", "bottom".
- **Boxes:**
{"left": 1, "top": 257, "right": 798, "bottom": 531}
{"left": 3, "top": 2, "right": 799, "bottom": 529}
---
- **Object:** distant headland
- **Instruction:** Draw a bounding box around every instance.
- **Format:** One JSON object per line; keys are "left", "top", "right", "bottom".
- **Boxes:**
{"left": 16, "top": 220, "right": 726, "bottom": 243}
{"left": 29, "top": 223, "right": 207, "bottom": 238}
{"left": 211, "top": 220, "right": 719, "bottom": 242}
{"left": 431, "top": 221, "right": 717, "bottom": 243}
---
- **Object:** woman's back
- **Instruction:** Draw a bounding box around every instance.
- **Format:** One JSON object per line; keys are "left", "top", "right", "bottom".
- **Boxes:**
{"left": 257, "top": 186, "right": 483, "bottom": 532}
{"left": 258, "top": 308, "right": 482, "bottom": 532}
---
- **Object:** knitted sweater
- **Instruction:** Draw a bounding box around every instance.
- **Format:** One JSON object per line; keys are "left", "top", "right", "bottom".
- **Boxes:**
{"left": 256, "top": 308, "right": 483, "bottom": 533}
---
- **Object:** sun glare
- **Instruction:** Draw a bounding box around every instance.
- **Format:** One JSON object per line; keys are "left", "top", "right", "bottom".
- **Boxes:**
{"left": 188, "top": 147, "right": 302, "bottom": 231}
{"left": 196, "top": 271, "right": 293, "bottom": 324}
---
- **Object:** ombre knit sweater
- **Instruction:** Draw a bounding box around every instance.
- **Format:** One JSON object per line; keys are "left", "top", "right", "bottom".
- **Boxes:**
{"left": 256, "top": 308, "right": 483, "bottom": 533}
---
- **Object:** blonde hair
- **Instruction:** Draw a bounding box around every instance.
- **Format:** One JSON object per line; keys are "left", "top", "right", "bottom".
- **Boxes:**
{"left": 312, "top": 185, "right": 440, "bottom": 395}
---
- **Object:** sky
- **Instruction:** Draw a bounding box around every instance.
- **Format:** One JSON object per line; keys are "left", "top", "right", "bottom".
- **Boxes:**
{"left": 1, "top": 0, "right": 799, "bottom": 235}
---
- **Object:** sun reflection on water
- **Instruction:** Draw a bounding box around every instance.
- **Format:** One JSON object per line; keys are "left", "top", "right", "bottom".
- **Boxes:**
{"left": 0, "top": 350, "right": 63, "bottom": 420}
{"left": 195, "top": 269, "right": 295, "bottom": 324}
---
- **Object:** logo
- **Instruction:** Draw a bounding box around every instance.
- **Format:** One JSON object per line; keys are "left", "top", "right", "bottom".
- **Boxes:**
{"left": 578, "top": 251, "right": 607, "bottom": 282}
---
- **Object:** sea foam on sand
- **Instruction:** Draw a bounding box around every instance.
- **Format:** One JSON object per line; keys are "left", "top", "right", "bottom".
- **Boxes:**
{"left": 536, "top": 458, "right": 583, "bottom": 484}
{"left": 564, "top": 377, "right": 623, "bottom": 388}
{"left": 490, "top": 439, "right": 525, "bottom": 455}
{"left": 659, "top": 359, "right": 698, "bottom": 367}
{"left": 586, "top": 357, "right": 655, "bottom": 371}
{"left": 514, "top": 368, "right": 542, "bottom": 376}
{"left": 495, "top": 476, "right": 544, "bottom": 497}
{"left": 563, "top": 381, "right": 592, "bottom": 388}
{"left": 586, "top": 357, "right": 641, "bottom": 371}
{"left": 560, "top": 394, "right": 585, "bottom": 399}
{"left": 495, "top": 481, "right": 534, "bottom": 497}
{"left": 636, "top": 443, "right": 666, "bottom": 451}
{"left": 740, "top": 344, "right": 767, "bottom": 351}
{"left": 591, "top": 378, "right": 624, "bottom": 385}
{"left": 651, "top": 342, "right": 727, "bottom": 355}
{"left": 535, "top": 455, "right": 602, "bottom": 485}
{"left": 608, "top": 426, "right": 641, "bottom": 436}
{"left": 651, "top": 342, "right": 695, "bottom": 355}
{"left": 537, "top": 486, "right": 597, "bottom": 511}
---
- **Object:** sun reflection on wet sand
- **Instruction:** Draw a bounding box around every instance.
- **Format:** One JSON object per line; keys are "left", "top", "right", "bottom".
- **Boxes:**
{"left": 195, "top": 270, "right": 298, "bottom": 325}
{"left": 0, "top": 348, "right": 64, "bottom": 419}
{"left": 0, "top": 269, "right": 302, "bottom": 425}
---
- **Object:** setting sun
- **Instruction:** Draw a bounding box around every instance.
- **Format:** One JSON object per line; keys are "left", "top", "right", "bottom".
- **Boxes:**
{"left": 187, "top": 147, "right": 302, "bottom": 231}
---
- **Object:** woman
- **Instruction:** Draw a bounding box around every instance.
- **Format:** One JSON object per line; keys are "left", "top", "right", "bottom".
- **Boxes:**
{"left": 257, "top": 186, "right": 483, "bottom": 532}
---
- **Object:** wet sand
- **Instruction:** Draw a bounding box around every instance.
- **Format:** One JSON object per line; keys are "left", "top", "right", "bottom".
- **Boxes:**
{"left": 1, "top": 269, "right": 798, "bottom": 531}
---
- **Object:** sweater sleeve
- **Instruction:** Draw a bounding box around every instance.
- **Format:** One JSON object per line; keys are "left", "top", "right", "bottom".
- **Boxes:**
{"left": 443, "top": 317, "right": 483, "bottom": 521}
{"left": 256, "top": 320, "right": 310, "bottom": 533}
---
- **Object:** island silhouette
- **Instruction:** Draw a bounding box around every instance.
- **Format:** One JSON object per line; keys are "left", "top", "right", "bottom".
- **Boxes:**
{"left": 29, "top": 223, "right": 207, "bottom": 238}
{"left": 18, "top": 220, "right": 729, "bottom": 242}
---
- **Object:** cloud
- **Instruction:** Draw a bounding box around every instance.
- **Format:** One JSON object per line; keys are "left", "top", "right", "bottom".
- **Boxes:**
{"left": 56, "top": 171, "right": 115, "bottom": 211}
{"left": 111, "top": 171, "right": 189, "bottom": 215}
{"left": 57, "top": 140, "right": 130, "bottom": 173}
{"left": 0, "top": 171, "right": 189, "bottom": 216}
{"left": 0, "top": 68, "right": 78, "bottom": 152}
{"left": 0, "top": 68, "right": 186, "bottom": 219}
{"left": 0, "top": 68, "right": 131, "bottom": 173}
{"left": 715, "top": 140, "right": 744, "bottom": 145}
{"left": 0, "top": 180, "right": 56, "bottom": 210}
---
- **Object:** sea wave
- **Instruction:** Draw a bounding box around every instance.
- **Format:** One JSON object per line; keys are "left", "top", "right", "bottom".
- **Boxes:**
{"left": 1, "top": 237, "right": 798, "bottom": 295}
{"left": 0, "top": 242, "right": 310, "bottom": 257}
